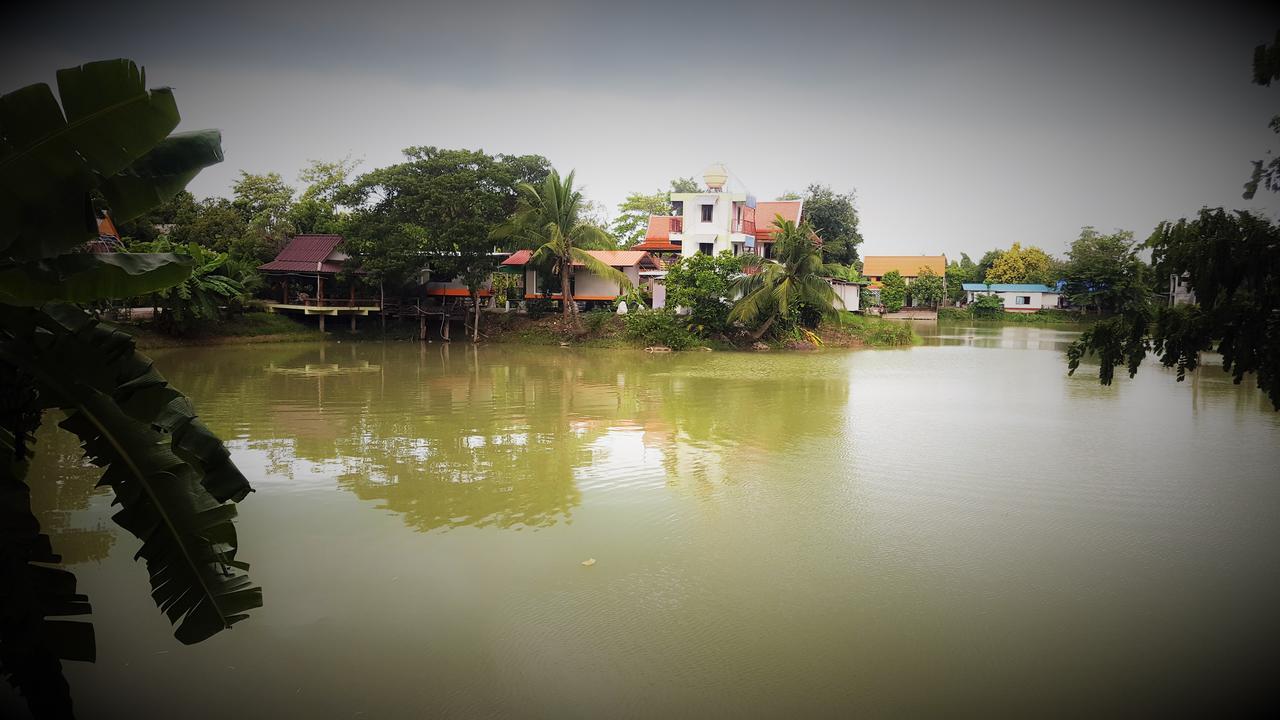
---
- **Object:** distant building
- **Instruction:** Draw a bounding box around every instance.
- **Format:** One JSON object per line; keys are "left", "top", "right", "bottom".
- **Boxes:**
{"left": 633, "top": 164, "right": 805, "bottom": 261}
{"left": 86, "top": 211, "right": 126, "bottom": 253}
{"left": 862, "top": 255, "right": 948, "bottom": 307}
{"left": 501, "top": 249, "right": 659, "bottom": 306}
{"left": 1169, "top": 272, "right": 1196, "bottom": 306}
{"left": 962, "top": 283, "right": 1062, "bottom": 312}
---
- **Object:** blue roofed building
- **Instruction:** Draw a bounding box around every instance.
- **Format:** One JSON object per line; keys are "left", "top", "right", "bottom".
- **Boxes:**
{"left": 961, "top": 283, "right": 1063, "bottom": 312}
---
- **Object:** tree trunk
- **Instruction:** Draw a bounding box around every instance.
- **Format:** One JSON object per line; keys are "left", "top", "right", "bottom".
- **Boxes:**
{"left": 471, "top": 289, "right": 481, "bottom": 343}
{"left": 379, "top": 281, "right": 386, "bottom": 335}
{"left": 560, "top": 261, "right": 573, "bottom": 322}
{"left": 750, "top": 314, "right": 777, "bottom": 341}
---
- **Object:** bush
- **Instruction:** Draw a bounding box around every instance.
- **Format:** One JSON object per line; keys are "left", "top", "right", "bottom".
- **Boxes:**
{"left": 971, "top": 294, "right": 1005, "bottom": 318}
{"left": 623, "top": 310, "right": 698, "bottom": 350}
{"left": 582, "top": 309, "right": 615, "bottom": 334}
{"left": 526, "top": 297, "right": 557, "bottom": 319}
{"left": 663, "top": 251, "right": 743, "bottom": 335}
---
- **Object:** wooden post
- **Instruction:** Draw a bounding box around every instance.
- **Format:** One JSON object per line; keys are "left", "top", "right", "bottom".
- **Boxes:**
{"left": 319, "top": 313, "right": 325, "bottom": 332}
{"left": 418, "top": 312, "right": 426, "bottom": 341}
{"left": 349, "top": 285, "right": 355, "bottom": 308}
{"left": 350, "top": 314, "right": 357, "bottom": 332}
{"left": 281, "top": 280, "right": 287, "bottom": 304}
{"left": 380, "top": 281, "right": 386, "bottom": 335}
{"left": 317, "top": 275, "right": 324, "bottom": 305}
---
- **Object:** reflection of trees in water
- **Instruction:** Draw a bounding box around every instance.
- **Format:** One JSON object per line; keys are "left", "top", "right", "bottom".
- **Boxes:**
{"left": 27, "top": 419, "right": 114, "bottom": 564}
{"left": 150, "top": 343, "right": 854, "bottom": 532}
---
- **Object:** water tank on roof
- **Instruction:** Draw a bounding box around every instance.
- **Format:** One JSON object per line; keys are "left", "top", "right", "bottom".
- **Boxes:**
{"left": 703, "top": 163, "right": 728, "bottom": 191}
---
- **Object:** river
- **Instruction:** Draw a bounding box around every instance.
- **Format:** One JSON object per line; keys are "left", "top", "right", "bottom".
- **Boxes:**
{"left": 13, "top": 323, "right": 1280, "bottom": 717}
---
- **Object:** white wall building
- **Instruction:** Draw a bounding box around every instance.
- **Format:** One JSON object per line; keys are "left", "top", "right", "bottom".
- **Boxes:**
{"left": 962, "top": 283, "right": 1062, "bottom": 311}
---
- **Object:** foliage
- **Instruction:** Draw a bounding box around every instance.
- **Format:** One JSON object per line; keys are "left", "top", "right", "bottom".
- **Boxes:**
{"left": 492, "top": 169, "right": 629, "bottom": 324}
{"left": 940, "top": 305, "right": 1085, "bottom": 324}
{"left": 1067, "top": 208, "right": 1280, "bottom": 410}
{"left": 946, "top": 253, "right": 978, "bottom": 302}
{"left": 730, "top": 218, "right": 843, "bottom": 339}
{"left": 1062, "top": 227, "right": 1143, "bottom": 314}
{"left": 131, "top": 240, "right": 246, "bottom": 334}
{"left": 799, "top": 184, "right": 864, "bottom": 266}
{"left": 298, "top": 156, "right": 360, "bottom": 205}
{"left": 670, "top": 177, "right": 699, "bottom": 193}
{"left": 1243, "top": 30, "right": 1279, "bottom": 199}
{"left": 490, "top": 272, "right": 521, "bottom": 305}
{"left": 859, "top": 287, "right": 878, "bottom": 310}
{"left": 984, "top": 242, "right": 1058, "bottom": 284}
{"left": 0, "top": 58, "right": 259, "bottom": 715}
{"left": 612, "top": 190, "right": 671, "bottom": 247}
{"left": 662, "top": 251, "right": 743, "bottom": 334}
{"left": 879, "top": 270, "right": 907, "bottom": 312}
{"left": 342, "top": 147, "right": 551, "bottom": 340}
{"left": 231, "top": 171, "right": 295, "bottom": 263}
{"left": 623, "top": 310, "right": 698, "bottom": 350}
{"left": 975, "top": 248, "right": 1004, "bottom": 283}
{"left": 971, "top": 293, "right": 1006, "bottom": 317}
{"left": 831, "top": 312, "right": 917, "bottom": 346}
{"left": 909, "top": 265, "right": 944, "bottom": 307}
{"left": 525, "top": 297, "right": 557, "bottom": 319}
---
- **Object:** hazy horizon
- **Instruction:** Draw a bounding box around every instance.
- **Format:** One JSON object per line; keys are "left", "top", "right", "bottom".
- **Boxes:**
{"left": 4, "top": 0, "right": 1277, "bottom": 260}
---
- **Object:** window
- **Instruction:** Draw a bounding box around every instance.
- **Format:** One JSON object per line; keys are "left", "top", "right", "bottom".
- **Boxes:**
{"left": 700, "top": 204, "right": 714, "bottom": 222}
{"left": 671, "top": 201, "right": 683, "bottom": 216}
{"left": 1016, "top": 295, "right": 1031, "bottom": 305}
{"left": 698, "top": 242, "right": 714, "bottom": 255}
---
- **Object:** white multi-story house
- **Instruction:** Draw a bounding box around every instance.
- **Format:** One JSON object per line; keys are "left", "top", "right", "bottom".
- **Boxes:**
{"left": 633, "top": 164, "right": 803, "bottom": 260}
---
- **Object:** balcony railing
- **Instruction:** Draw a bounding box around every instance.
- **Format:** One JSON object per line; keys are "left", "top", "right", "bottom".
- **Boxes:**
{"left": 668, "top": 216, "right": 683, "bottom": 233}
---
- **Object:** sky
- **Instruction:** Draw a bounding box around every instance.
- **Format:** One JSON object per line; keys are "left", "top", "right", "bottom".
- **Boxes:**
{"left": 3, "top": 0, "right": 1278, "bottom": 260}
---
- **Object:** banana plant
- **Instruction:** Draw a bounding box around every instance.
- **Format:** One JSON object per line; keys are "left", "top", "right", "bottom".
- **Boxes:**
{"left": 0, "top": 59, "right": 261, "bottom": 717}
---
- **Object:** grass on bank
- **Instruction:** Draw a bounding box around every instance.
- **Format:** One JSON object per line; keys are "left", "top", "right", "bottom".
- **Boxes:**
{"left": 936, "top": 306, "right": 1089, "bottom": 324}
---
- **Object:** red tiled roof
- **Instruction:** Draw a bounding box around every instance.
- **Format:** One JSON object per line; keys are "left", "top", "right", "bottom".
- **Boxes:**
{"left": 259, "top": 234, "right": 345, "bottom": 274}
{"left": 501, "top": 249, "right": 657, "bottom": 269}
{"left": 753, "top": 201, "right": 803, "bottom": 241}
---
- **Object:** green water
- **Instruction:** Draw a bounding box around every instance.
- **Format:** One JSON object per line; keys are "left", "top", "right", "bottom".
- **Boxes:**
{"left": 16, "top": 325, "right": 1280, "bottom": 716}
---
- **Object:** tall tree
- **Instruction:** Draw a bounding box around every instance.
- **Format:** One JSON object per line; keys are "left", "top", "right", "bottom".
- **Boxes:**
{"left": 612, "top": 190, "right": 671, "bottom": 247}
{"left": 880, "top": 270, "right": 907, "bottom": 312}
{"left": 1067, "top": 209, "right": 1280, "bottom": 410}
{"left": 975, "top": 248, "right": 1004, "bottom": 282}
{"left": 1062, "top": 227, "right": 1143, "bottom": 314}
{"left": 799, "top": 184, "right": 864, "bottom": 266}
{"left": 231, "top": 171, "right": 295, "bottom": 261}
{"left": 729, "top": 218, "right": 842, "bottom": 339}
{"left": 984, "top": 242, "right": 1057, "bottom": 284}
{"left": 946, "top": 253, "right": 978, "bottom": 303}
{"left": 910, "top": 265, "right": 945, "bottom": 308}
{"left": 341, "top": 147, "right": 551, "bottom": 338}
{"left": 493, "top": 169, "right": 628, "bottom": 325}
{"left": 1243, "top": 30, "right": 1279, "bottom": 199}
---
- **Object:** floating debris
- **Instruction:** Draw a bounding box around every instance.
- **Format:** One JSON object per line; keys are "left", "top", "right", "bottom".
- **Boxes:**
{"left": 581, "top": 558, "right": 596, "bottom": 567}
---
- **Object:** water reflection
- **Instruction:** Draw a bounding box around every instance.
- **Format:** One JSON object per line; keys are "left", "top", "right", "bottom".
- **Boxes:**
{"left": 922, "top": 320, "right": 1083, "bottom": 351}
{"left": 138, "top": 343, "right": 851, "bottom": 534}
{"left": 27, "top": 421, "right": 114, "bottom": 564}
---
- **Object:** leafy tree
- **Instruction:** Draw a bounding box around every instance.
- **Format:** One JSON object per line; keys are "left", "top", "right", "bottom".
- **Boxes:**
{"left": 799, "top": 184, "right": 864, "bottom": 266}
{"left": 909, "top": 265, "right": 945, "bottom": 308}
{"left": 971, "top": 293, "right": 1006, "bottom": 317}
{"left": 493, "top": 169, "right": 629, "bottom": 325}
{"left": 946, "top": 253, "right": 978, "bottom": 303}
{"left": 172, "top": 197, "right": 251, "bottom": 255}
{"left": 298, "top": 156, "right": 359, "bottom": 205}
{"left": 975, "top": 248, "right": 1004, "bottom": 282}
{"left": 663, "top": 251, "right": 744, "bottom": 335}
{"left": 0, "top": 59, "right": 260, "bottom": 716}
{"left": 880, "top": 270, "right": 907, "bottom": 312}
{"left": 1243, "top": 30, "right": 1279, "bottom": 199}
{"left": 342, "top": 147, "right": 551, "bottom": 338}
{"left": 670, "top": 176, "right": 699, "bottom": 193}
{"left": 232, "top": 171, "right": 295, "bottom": 262}
{"left": 730, "top": 218, "right": 842, "bottom": 338}
{"left": 984, "top": 242, "right": 1056, "bottom": 284}
{"left": 776, "top": 191, "right": 802, "bottom": 201}
{"left": 1067, "top": 208, "right": 1280, "bottom": 410}
{"left": 1062, "top": 227, "right": 1144, "bottom": 314}
{"left": 612, "top": 190, "right": 671, "bottom": 247}
{"left": 128, "top": 239, "right": 245, "bottom": 335}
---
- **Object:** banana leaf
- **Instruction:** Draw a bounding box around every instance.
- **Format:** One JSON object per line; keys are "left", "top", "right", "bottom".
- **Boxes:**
{"left": 0, "top": 59, "right": 181, "bottom": 260}
{"left": 0, "top": 253, "right": 194, "bottom": 306}
{"left": 98, "top": 130, "right": 224, "bottom": 224}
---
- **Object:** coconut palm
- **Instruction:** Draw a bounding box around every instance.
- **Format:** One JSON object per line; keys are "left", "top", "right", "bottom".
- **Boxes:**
{"left": 493, "top": 169, "right": 629, "bottom": 324}
{"left": 729, "top": 217, "right": 843, "bottom": 339}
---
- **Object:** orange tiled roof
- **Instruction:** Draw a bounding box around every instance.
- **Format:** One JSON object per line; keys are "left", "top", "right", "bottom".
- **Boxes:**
{"left": 753, "top": 200, "right": 803, "bottom": 241}
{"left": 502, "top": 249, "right": 657, "bottom": 269}
{"left": 862, "top": 255, "right": 947, "bottom": 279}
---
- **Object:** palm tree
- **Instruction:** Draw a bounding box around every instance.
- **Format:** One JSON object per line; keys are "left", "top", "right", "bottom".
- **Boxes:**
{"left": 493, "top": 170, "right": 629, "bottom": 324}
{"left": 729, "top": 217, "right": 843, "bottom": 340}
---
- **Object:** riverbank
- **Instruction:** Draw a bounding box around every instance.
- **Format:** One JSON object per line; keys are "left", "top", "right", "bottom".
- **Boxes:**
{"left": 121, "top": 309, "right": 918, "bottom": 351}
{"left": 936, "top": 307, "right": 1092, "bottom": 324}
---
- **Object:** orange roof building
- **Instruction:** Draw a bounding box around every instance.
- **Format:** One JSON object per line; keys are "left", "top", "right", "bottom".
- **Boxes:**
{"left": 862, "top": 255, "right": 948, "bottom": 284}
{"left": 631, "top": 164, "right": 808, "bottom": 261}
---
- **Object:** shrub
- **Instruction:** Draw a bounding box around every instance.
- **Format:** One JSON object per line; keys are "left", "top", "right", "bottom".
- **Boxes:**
{"left": 582, "top": 309, "right": 615, "bottom": 334}
{"left": 526, "top": 297, "right": 557, "bottom": 319}
{"left": 623, "top": 310, "right": 698, "bottom": 350}
{"left": 971, "top": 293, "right": 1005, "bottom": 318}
{"left": 663, "top": 251, "right": 743, "bottom": 334}
{"left": 880, "top": 270, "right": 906, "bottom": 312}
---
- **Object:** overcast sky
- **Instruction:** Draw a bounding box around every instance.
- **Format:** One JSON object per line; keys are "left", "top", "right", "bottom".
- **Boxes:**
{"left": 4, "top": 0, "right": 1277, "bottom": 259}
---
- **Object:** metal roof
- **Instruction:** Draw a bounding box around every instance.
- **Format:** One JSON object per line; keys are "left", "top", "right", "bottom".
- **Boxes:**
{"left": 961, "top": 283, "right": 1056, "bottom": 292}
{"left": 259, "top": 234, "right": 345, "bottom": 274}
